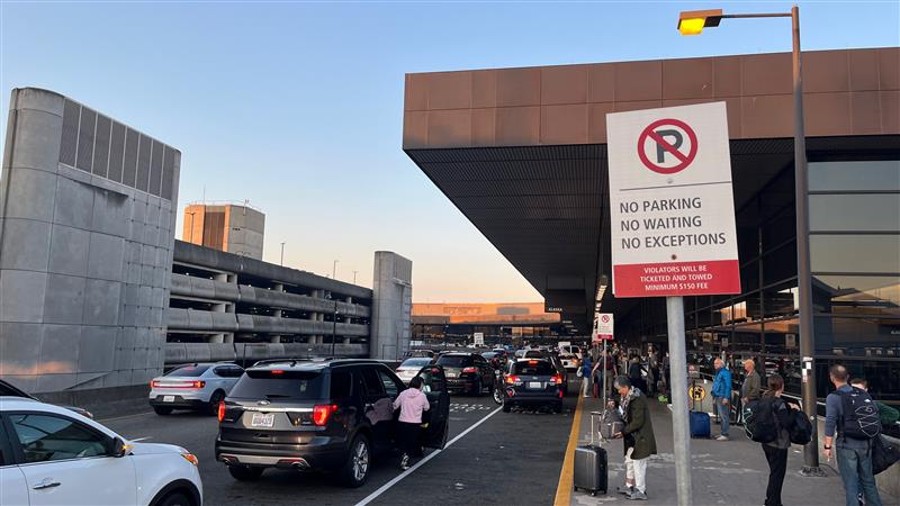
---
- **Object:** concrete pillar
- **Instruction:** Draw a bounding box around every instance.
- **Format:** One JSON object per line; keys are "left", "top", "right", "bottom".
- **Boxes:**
{"left": 270, "top": 335, "right": 282, "bottom": 344}
{"left": 370, "top": 252, "right": 413, "bottom": 360}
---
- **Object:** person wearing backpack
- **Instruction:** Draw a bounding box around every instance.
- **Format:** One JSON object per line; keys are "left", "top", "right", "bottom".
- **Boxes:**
{"left": 758, "top": 374, "right": 800, "bottom": 506}
{"left": 824, "top": 365, "right": 883, "bottom": 506}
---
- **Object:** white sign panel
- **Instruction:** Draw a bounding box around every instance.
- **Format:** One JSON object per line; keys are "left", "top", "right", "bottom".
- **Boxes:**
{"left": 606, "top": 102, "right": 741, "bottom": 298}
{"left": 473, "top": 332, "right": 484, "bottom": 346}
{"left": 593, "top": 313, "right": 614, "bottom": 342}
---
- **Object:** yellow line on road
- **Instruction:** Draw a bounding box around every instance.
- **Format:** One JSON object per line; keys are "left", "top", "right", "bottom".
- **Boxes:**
{"left": 554, "top": 394, "right": 584, "bottom": 506}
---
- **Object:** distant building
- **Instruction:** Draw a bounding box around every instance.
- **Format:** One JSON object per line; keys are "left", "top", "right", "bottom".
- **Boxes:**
{"left": 182, "top": 203, "right": 265, "bottom": 260}
{"left": 412, "top": 302, "right": 561, "bottom": 344}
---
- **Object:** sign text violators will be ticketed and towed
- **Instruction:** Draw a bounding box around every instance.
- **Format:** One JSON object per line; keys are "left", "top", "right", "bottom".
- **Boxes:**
{"left": 606, "top": 102, "right": 741, "bottom": 298}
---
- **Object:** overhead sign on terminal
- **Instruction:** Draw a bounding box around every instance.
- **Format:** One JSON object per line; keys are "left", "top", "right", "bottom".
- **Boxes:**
{"left": 606, "top": 102, "right": 741, "bottom": 298}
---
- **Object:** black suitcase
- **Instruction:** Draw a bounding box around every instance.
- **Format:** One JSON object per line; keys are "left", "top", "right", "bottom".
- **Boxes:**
{"left": 574, "top": 412, "right": 608, "bottom": 496}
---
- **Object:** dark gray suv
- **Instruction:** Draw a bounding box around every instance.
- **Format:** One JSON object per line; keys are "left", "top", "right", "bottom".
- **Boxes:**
{"left": 215, "top": 359, "right": 449, "bottom": 487}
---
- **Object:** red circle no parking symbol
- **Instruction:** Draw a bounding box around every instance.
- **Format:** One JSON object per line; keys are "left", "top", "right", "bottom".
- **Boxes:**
{"left": 637, "top": 118, "right": 698, "bottom": 175}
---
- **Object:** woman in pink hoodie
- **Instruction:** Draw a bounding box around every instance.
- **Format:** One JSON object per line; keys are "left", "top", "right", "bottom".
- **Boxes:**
{"left": 393, "top": 376, "right": 430, "bottom": 470}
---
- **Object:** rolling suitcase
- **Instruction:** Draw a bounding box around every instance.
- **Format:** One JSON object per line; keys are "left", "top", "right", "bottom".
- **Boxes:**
{"left": 574, "top": 411, "right": 608, "bottom": 496}
{"left": 690, "top": 411, "right": 711, "bottom": 438}
{"left": 689, "top": 382, "right": 711, "bottom": 438}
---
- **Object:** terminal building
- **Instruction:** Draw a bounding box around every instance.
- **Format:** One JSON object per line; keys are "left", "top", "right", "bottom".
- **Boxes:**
{"left": 411, "top": 302, "right": 562, "bottom": 345}
{"left": 0, "top": 88, "right": 413, "bottom": 404}
{"left": 402, "top": 47, "right": 900, "bottom": 402}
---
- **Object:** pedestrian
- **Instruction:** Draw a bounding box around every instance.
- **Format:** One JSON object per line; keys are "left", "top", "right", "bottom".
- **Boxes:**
{"left": 392, "top": 376, "right": 430, "bottom": 470}
{"left": 759, "top": 373, "right": 800, "bottom": 506}
{"left": 712, "top": 357, "right": 733, "bottom": 441}
{"left": 581, "top": 354, "right": 593, "bottom": 398}
{"left": 742, "top": 358, "right": 762, "bottom": 405}
{"left": 612, "top": 375, "right": 657, "bottom": 501}
{"left": 851, "top": 378, "right": 900, "bottom": 427}
{"left": 626, "top": 354, "right": 646, "bottom": 394}
{"left": 603, "top": 348, "right": 618, "bottom": 396}
{"left": 590, "top": 342, "right": 602, "bottom": 364}
{"left": 824, "top": 365, "right": 883, "bottom": 506}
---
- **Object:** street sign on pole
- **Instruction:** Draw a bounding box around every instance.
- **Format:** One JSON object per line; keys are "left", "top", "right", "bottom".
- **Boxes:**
{"left": 594, "top": 313, "right": 614, "bottom": 341}
{"left": 607, "top": 102, "right": 741, "bottom": 299}
{"left": 473, "top": 332, "right": 484, "bottom": 346}
{"left": 606, "top": 102, "right": 742, "bottom": 506}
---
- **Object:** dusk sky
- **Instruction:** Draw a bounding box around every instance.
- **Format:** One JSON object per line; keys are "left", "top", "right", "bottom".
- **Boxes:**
{"left": 2, "top": 1, "right": 898, "bottom": 302}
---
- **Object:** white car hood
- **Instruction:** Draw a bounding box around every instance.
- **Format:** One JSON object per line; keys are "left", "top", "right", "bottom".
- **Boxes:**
{"left": 129, "top": 441, "right": 187, "bottom": 456}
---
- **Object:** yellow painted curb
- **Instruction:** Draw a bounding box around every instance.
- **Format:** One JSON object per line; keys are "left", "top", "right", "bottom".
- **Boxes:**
{"left": 554, "top": 394, "right": 585, "bottom": 506}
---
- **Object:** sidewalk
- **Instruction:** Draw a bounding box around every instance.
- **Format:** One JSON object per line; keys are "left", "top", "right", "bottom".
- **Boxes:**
{"left": 565, "top": 395, "right": 898, "bottom": 506}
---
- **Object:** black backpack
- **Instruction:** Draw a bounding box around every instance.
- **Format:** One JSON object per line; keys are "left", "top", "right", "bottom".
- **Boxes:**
{"left": 838, "top": 387, "right": 882, "bottom": 440}
{"left": 744, "top": 398, "right": 778, "bottom": 444}
{"left": 789, "top": 410, "right": 813, "bottom": 445}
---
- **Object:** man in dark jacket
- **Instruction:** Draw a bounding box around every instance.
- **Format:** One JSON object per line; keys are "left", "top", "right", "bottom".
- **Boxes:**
{"left": 613, "top": 375, "right": 657, "bottom": 501}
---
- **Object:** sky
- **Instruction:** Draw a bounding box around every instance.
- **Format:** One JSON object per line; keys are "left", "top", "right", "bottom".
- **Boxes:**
{"left": 1, "top": 1, "right": 898, "bottom": 302}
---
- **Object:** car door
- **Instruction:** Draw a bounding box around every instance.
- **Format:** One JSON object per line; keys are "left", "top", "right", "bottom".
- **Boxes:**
{"left": 414, "top": 365, "right": 450, "bottom": 449}
{"left": 0, "top": 418, "right": 29, "bottom": 506}
{"left": 358, "top": 367, "right": 393, "bottom": 450}
{"left": 6, "top": 411, "right": 137, "bottom": 506}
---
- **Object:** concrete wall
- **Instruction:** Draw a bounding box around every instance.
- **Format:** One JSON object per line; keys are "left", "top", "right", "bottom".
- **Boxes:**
{"left": 225, "top": 205, "right": 265, "bottom": 259}
{"left": 0, "top": 88, "right": 180, "bottom": 394}
{"left": 370, "top": 251, "right": 412, "bottom": 360}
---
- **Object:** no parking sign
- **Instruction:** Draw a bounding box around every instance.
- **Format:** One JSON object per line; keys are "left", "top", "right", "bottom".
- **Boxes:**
{"left": 606, "top": 102, "right": 741, "bottom": 298}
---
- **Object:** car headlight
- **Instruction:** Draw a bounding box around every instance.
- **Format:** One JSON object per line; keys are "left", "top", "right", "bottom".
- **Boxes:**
{"left": 180, "top": 452, "right": 199, "bottom": 466}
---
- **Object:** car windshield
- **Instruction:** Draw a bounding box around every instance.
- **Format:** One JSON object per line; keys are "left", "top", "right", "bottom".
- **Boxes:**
{"left": 481, "top": 352, "right": 497, "bottom": 360}
{"left": 513, "top": 361, "right": 556, "bottom": 376}
{"left": 436, "top": 355, "right": 473, "bottom": 367}
{"left": 228, "top": 369, "right": 325, "bottom": 400}
{"left": 399, "top": 358, "right": 431, "bottom": 369}
{"left": 165, "top": 365, "right": 210, "bottom": 377}
{"left": 524, "top": 351, "right": 544, "bottom": 358}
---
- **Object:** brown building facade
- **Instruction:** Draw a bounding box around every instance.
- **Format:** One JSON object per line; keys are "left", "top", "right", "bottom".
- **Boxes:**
{"left": 403, "top": 47, "right": 900, "bottom": 401}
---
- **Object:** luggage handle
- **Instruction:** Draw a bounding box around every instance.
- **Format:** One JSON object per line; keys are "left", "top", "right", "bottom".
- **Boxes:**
{"left": 590, "top": 411, "right": 604, "bottom": 446}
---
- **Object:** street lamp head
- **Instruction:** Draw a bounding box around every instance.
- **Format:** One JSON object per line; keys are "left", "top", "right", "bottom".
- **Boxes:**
{"left": 678, "top": 9, "right": 724, "bottom": 35}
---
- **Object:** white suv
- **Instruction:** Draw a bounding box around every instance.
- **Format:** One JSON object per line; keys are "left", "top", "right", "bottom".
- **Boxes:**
{"left": 0, "top": 397, "right": 203, "bottom": 506}
{"left": 149, "top": 362, "right": 244, "bottom": 416}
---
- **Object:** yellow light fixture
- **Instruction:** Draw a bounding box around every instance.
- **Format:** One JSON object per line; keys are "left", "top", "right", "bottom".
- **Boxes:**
{"left": 677, "top": 9, "right": 724, "bottom": 35}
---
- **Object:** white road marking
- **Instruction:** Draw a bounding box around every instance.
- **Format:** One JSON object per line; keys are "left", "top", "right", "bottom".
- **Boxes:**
{"left": 354, "top": 406, "right": 503, "bottom": 506}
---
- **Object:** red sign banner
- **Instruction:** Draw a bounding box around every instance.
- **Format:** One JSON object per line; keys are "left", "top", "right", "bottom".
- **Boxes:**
{"left": 613, "top": 259, "right": 741, "bottom": 297}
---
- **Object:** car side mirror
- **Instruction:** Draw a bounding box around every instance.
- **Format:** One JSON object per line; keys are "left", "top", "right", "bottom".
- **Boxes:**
{"left": 111, "top": 437, "right": 130, "bottom": 458}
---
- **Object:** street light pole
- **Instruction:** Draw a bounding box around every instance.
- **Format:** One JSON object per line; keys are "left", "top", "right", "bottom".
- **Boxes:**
{"left": 677, "top": 5, "right": 822, "bottom": 475}
{"left": 332, "top": 259, "right": 339, "bottom": 280}
{"left": 280, "top": 241, "right": 286, "bottom": 266}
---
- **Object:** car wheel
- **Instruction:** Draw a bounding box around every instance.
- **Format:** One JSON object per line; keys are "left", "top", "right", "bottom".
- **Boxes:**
{"left": 228, "top": 465, "right": 264, "bottom": 481}
{"left": 207, "top": 390, "right": 225, "bottom": 416}
{"left": 155, "top": 491, "right": 192, "bottom": 506}
{"left": 153, "top": 406, "right": 173, "bottom": 416}
{"left": 342, "top": 434, "right": 371, "bottom": 488}
{"left": 553, "top": 402, "right": 563, "bottom": 414}
{"left": 492, "top": 386, "right": 504, "bottom": 405}
{"left": 502, "top": 402, "right": 511, "bottom": 413}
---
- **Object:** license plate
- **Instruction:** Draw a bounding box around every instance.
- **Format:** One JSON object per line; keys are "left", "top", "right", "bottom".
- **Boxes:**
{"left": 446, "top": 372, "right": 458, "bottom": 378}
{"left": 163, "top": 395, "right": 175, "bottom": 403}
{"left": 251, "top": 413, "right": 275, "bottom": 428}
{"left": 528, "top": 382, "right": 542, "bottom": 389}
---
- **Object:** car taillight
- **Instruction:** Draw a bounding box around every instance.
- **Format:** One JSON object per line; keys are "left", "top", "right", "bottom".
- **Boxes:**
{"left": 462, "top": 367, "right": 477, "bottom": 374}
{"left": 552, "top": 374, "right": 563, "bottom": 385}
{"left": 150, "top": 380, "right": 160, "bottom": 388}
{"left": 217, "top": 402, "right": 226, "bottom": 422}
{"left": 312, "top": 404, "right": 338, "bottom": 426}
{"left": 192, "top": 380, "right": 205, "bottom": 388}
{"left": 506, "top": 375, "right": 519, "bottom": 385}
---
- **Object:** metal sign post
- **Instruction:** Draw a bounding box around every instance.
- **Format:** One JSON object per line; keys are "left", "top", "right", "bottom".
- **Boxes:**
{"left": 667, "top": 296, "right": 692, "bottom": 506}
{"left": 606, "top": 102, "right": 742, "bottom": 506}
